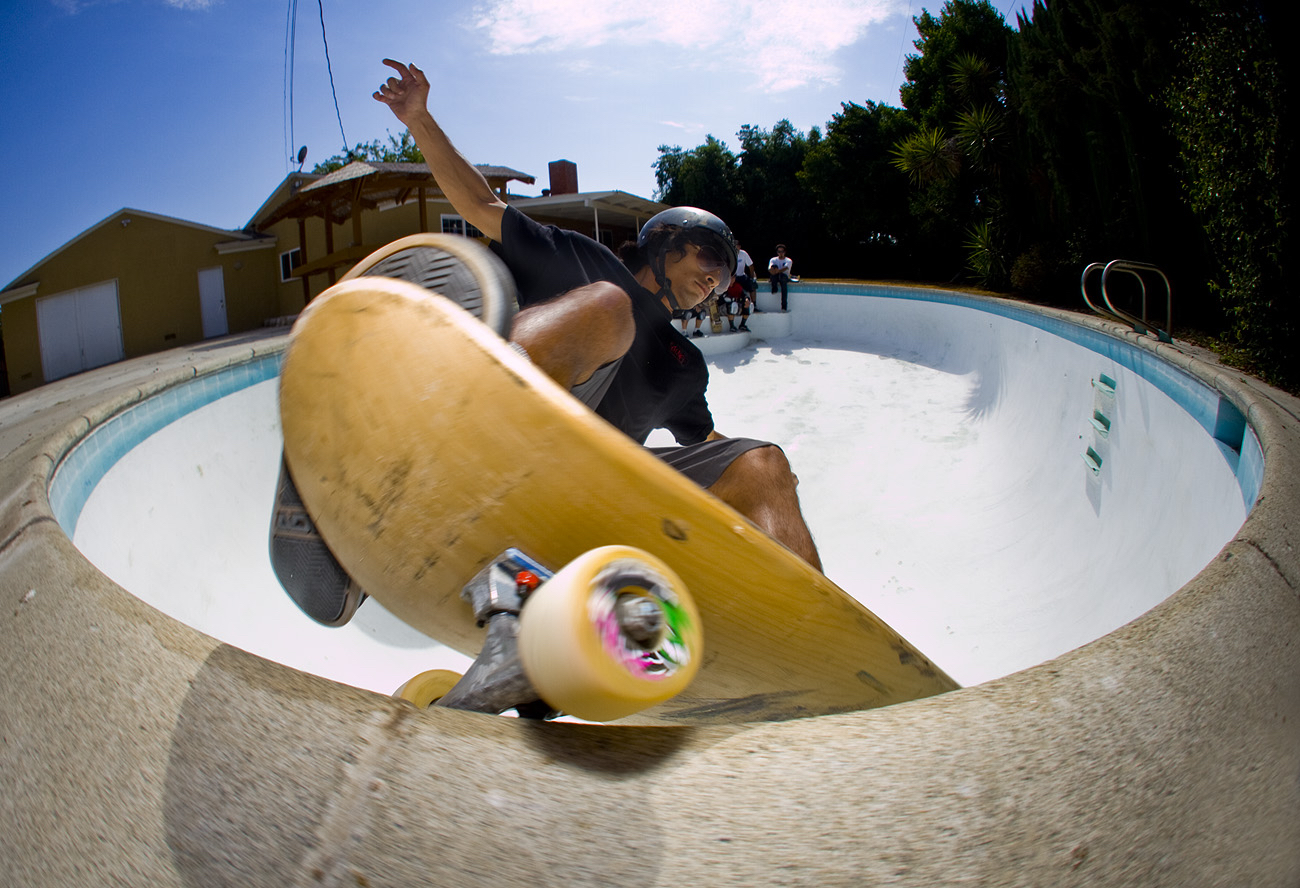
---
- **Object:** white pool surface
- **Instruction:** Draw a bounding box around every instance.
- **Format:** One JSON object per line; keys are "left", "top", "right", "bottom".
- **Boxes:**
{"left": 68, "top": 291, "right": 1255, "bottom": 694}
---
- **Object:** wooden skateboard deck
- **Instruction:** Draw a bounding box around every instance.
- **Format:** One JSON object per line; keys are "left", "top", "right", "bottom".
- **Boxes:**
{"left": 279, "top": 276, "right": 957, "bottom": 723}
{"left": 706, "top": 295, "right": 723, "bottom": 334}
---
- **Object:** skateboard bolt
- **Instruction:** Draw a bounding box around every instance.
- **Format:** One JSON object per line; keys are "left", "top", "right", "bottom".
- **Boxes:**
{"left": 515, "top": 571, "right": 541, "bottom": 595}
{"left": 614, "top": 593, "right": 667, "bottom": 650}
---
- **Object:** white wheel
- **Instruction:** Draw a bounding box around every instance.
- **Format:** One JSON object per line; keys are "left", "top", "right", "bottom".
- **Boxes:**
{"left": 518, "top": 546, "right": 702, "bottom": 721}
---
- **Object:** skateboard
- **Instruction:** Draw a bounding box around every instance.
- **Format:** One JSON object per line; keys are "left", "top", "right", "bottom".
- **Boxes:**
{"left": 278, "top": 236, "right": 957, "bottom": 724}
{"left": 706, "top": 294, "right": 723, "bottom": 334}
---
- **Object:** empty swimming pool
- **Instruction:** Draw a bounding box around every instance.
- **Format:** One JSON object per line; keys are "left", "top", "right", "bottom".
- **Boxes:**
{"left": 51, "top": 283, "right": 1259, "bottom": 699}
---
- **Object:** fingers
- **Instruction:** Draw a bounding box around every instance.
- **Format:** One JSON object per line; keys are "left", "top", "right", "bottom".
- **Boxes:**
{"left": 380, "top": 58, "right": 425, "bottom": 85}
{"left": 375, "top": 59, "right": 426, "bottom": 108}
{"left": 373, "top": 77, "right": 400, "bottom": 104}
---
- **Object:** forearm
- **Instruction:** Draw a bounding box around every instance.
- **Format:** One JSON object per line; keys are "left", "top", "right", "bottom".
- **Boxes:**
{"left": 405, "top": 109, "right": 505, "bottom": 242}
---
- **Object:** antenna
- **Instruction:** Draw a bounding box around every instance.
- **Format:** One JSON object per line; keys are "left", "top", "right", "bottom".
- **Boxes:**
{"left": 297, "top": 145, "right": 308, "bottom": 171}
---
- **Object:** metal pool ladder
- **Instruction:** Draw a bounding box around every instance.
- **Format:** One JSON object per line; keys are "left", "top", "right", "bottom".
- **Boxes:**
{"left": 1081, "top": 260, "right": 1172, "bottom": 343}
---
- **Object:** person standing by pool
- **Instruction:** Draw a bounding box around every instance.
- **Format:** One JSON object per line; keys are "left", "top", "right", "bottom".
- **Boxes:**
{"left": 768, "top": 244, "right": 793, "bottom": 311}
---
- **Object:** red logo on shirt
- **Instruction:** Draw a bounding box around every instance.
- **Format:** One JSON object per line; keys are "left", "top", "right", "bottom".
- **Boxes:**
{"left": 668, "top": 343, "right": 687, "bottom": 365}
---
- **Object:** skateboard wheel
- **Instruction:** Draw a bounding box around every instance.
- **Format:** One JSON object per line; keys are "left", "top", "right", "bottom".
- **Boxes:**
{"left": 395, "top": 669, "right": 464, "bottom": 709}
{"left": 518, "top": 546, "right": 702, "bottom": 721}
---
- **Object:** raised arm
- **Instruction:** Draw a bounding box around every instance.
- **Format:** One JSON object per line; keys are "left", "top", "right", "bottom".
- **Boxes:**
{"left": 374, "top": 59, "right": 506, "bottom": 242}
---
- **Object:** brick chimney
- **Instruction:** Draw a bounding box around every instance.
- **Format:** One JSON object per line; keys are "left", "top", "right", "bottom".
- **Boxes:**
{"left": 548, "top": 159, "right": 578, "bottom": 195}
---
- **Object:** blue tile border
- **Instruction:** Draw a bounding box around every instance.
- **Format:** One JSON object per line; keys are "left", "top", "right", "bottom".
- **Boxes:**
{"left": 48, "top": 353, "right": 282, "bottom": 534}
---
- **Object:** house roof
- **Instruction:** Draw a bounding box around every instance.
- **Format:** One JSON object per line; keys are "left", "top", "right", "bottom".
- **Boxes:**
{"left": 301, "top": 161, "right": 533, "bottom": 193}
{"left": 2, "top": 208, "right": 265, "bottom": 296}
{"left": 510, "top": 190, "right": 669, "bottom": 229}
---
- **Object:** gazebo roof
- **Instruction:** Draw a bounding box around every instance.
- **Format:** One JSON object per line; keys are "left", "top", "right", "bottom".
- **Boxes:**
{"left": 257, "top": 160, "right": 535, "bottom": 228}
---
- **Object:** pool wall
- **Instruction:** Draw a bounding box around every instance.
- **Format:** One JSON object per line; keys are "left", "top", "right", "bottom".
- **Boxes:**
{"left": 54, "top": 282, "right": 1253, "bottom": 690}
{"left": 790, "top": 282, "right": 1262, "bottom": 509}
{"left": 1, "top": 292, "right": 1297, "bottom": 885}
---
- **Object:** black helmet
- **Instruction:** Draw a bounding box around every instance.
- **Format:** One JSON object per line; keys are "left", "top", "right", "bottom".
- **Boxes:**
{"left": 637, "top": 207, "right": 738, "bottom": 308}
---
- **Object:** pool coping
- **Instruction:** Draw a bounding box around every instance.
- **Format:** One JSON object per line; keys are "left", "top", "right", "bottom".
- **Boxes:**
{"left": 1, "top": 293, "right": 1297, "bottom": 886}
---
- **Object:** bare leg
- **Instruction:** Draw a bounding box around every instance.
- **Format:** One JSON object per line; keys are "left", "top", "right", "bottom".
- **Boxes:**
{"left": 508, "top": 282, "right": 634, "bottom": 389}
{"left": 707, "top": 445, "right": 822, "bottom": 571}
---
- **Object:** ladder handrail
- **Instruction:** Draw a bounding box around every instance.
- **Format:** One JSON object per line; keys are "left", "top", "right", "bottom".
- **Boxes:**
{"left": 1080, "top": 262, "right": 1121, "bottom": 323}
{"left": 1080, "top": 259, "right": 1172, "bottom": 343}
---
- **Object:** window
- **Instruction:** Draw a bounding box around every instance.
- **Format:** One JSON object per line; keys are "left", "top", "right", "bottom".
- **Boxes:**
{"left": 280, "top": 248, "right": 303, "bottom": 282}
{"left": 441, "top": 214, "right": 484, "bottom": 239}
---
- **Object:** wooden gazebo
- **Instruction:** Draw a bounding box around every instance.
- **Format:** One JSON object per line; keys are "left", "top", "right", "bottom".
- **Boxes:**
{"left": 257, "top": 160, "right": 534, "bottom": 303}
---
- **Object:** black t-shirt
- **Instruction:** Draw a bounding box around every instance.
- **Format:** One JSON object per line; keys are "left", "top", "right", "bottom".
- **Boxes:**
{"left": 491, "top": 207, "right": 714, "bottom": 445}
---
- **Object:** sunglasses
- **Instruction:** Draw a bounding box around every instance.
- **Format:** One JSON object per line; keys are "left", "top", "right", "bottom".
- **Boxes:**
{"left": 694, "top": 244, "right": 729, "bottom": 274}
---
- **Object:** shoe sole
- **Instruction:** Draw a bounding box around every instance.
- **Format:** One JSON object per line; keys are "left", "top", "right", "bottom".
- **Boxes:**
{"left": 271, "top": 235, "right": 518, "bottom": 625}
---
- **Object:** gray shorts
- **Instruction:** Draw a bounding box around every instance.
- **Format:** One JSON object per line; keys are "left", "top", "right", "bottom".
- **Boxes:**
{"left": 526, "top": 347, "right": 775, "bottom": 489}
{"left": 650, "top": 436, "right": 772, "bottom": 488}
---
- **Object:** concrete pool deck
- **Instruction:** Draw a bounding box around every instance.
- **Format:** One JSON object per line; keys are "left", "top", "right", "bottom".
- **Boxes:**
{"left": 1, "top": 292, "right": 1297, "bottom": 885}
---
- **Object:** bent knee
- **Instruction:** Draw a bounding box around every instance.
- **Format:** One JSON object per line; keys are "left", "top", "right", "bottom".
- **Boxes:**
{"left": 732, "top": 444, "right": 796, "bottom": 485}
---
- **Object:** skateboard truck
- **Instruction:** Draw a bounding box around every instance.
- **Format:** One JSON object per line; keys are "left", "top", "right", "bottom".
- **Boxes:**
{"left": 434, "top": 549, "right": 557, "bottom": 718}
{"left": 423, "top": 547, "right": 696, "bottom": 721}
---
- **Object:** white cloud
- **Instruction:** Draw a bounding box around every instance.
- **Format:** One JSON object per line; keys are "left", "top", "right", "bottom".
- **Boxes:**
{"left": 471, "top": 0, "right": 907, "bottom": 91}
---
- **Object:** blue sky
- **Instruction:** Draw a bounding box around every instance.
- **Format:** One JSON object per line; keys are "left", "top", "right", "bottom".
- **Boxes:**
{"left": 0, "top": 0, "right": 1032, "bottom": 288}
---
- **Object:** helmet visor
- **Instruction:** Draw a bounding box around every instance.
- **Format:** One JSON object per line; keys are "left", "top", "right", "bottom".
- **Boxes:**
{"left": 695, "top": 243, "right": 735, "bottom": 295}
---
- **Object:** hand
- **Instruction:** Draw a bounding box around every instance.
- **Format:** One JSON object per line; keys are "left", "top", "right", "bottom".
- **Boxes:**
{"left": 373, "top": 59, "right": 430, "bottom": 125}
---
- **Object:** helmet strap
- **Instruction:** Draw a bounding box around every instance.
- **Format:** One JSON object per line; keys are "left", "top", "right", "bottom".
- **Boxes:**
{"left": 651, "top": 253, "right": 682, "bottom": 311}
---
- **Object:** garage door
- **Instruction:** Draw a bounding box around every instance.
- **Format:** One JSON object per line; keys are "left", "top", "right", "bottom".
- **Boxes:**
{"left": 36, "top": 280, "right": 125, "bottom": 382}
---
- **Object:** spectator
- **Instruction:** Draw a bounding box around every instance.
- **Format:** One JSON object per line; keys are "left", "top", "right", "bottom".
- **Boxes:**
{"left": 735, "top": 241, "right": 758, "bottom": 313}
{"left": 768, "top": 244, "right": 793, "bottom": 311}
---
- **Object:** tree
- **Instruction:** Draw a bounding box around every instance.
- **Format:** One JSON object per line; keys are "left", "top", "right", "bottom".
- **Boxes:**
{"left": 895, "top": 0, "right": 1015, "bottom": 285}
{"left": 310, "top": 130, "right": 424, "bottom": 174}
{"left": 652, "top": 135, "right": 740, "bottom": 222}
{"left": 800, "top": 101, "right": 916, "bottom": 277}
{"left": 900, "top": 0, "right": 1013, "bottom": 130}
{"left": 733, "top": 120, "right": 825, "bottom": 270}
{"left": 1165, "top": 0, "right": 1295, "bottom": 384}
{"left": 1005, "top": 0, "right": 1203, "bottom": 301}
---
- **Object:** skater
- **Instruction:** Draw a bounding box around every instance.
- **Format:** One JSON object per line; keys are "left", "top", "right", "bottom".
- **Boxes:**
{"left": 374, "top": 59, "right": 821, "bottom": 569}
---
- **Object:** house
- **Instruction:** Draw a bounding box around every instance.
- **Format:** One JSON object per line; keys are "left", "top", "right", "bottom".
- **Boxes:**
{"left": 0, "top": 159, "right": 667, "bottom": 396}
{"left": 0, "top": 209, "right": 280, "bottom": 395}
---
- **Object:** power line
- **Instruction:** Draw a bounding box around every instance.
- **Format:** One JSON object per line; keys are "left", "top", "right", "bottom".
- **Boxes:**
{"left": 283, "top": 0, "right": 298, "bottom": 170}
{"left": 894, "top": 0, "right": 914, "bottom": 98}
{"left": 317, "top": 0, "right": 348, "bottom": 158}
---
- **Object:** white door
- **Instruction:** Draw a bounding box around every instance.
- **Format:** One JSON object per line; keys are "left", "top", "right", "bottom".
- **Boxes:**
{"left": 36, "top": 280, "right": 125, "bottom": 382}
{"left": 198, "top": 266, "right": 228, "bottom": 339}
